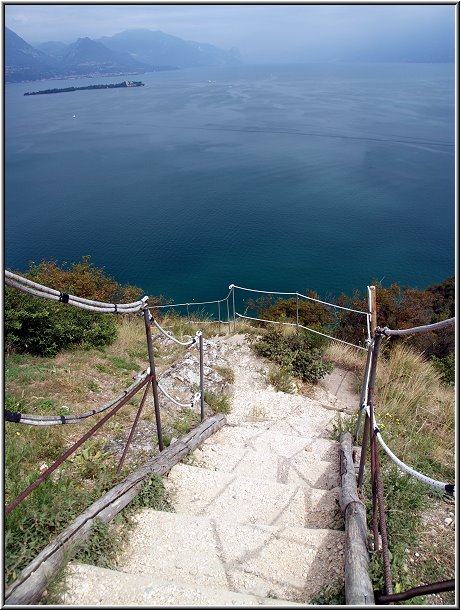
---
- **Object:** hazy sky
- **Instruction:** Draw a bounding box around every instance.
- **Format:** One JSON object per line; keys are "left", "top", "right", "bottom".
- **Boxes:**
{"left": 5, "top": 3, "right": 455, "bottom": 63}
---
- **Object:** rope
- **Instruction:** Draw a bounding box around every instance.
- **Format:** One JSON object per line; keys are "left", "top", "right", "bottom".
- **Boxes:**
{"left": 235, "top": 312, "right": 367, "bottom": 351}
{"left": 382, "top": 317, "right": 455, "bottom": 337}
{"left": 157, "top": 383, "right": 200, "bottom": 408}
{"left": 5, "top": 272, "right": 146, "bottom": 313}
{"left": 364, "top": 406, "right": 455, "bottom": 497}
{"left": 151, "top": 318, "right": 197, "bottom": 347}
{"left": 149, "top": 297, "right": 227, "bottom": 309}
{"left": 232, "top": 284, "right": 368, "bottom": 316}
{"left": 4, "top": 373, "right": 149, "bottom": 426}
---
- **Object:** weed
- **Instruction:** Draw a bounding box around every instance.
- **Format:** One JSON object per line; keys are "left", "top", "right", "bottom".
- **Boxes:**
{"left": 215, "top": 365, "right": 235, "bottom": 385}
{"left": 171, "top": 407, "right": 201, "bottom": 435}
{"left": 107, "top": 355, "right": 139, "bottom": 371}
{"left": 310, "top": 582, "right": 345, "bottom": 605}
{"left": 248, "top": 404, "right": 268, "bottom": 419}
{"left": 266, "top": 365, "right": 295, "bottom": 393}
{"left": 329, "top": 412, "right": 358, "bottom": 441}
{"left": 87, "top": 380, "right": 101, "bottom": 393}
{"left": 204, "top": 391, "right": 232, "bottom": 415}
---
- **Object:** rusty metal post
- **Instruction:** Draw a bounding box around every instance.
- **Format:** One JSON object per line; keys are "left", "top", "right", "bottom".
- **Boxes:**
{"left": 373, "top": 428, "right": 394, "bottom": 596}
{"left": 115, "top": 382, "right": 151, "bottom": 479}
{"left": 370, "top": 405, "right": 379, "bottom": 551}
{"left": 357, "top": 412, "right": 369, "bottom": 488}
{"left": 143, "top": 308, "right": 164, "bottom": 452}
{"left": 296, "top": 293, "right": 299, "bottom": 336}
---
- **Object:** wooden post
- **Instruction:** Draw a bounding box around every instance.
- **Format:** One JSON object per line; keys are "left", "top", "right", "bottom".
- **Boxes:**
{"left": 339, "top": 432, "right": 375, "bottom": 605}
{"left": 368, "top": 285, "right": 377, "bottom": 337}
{"left": 4, "top": 415, "right": 227, "bottom": 606}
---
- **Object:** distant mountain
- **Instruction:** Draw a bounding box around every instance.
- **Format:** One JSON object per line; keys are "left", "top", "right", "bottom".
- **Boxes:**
{"left": 98, "top": 29, "right": 242, "bottom": 69}
{"left": 58, "top": 37, "right": 152, "bottom": 76}
{"left": 35, "top": 40, "right": 69, "bottom": 60}
{"left": 5, "top": 27, "right": 58, "bottom": 82}
{"left": 5, "top": 27, "right": 241, "bottom": 83}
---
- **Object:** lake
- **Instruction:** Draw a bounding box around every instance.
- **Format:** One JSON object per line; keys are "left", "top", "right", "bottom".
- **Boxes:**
{"left": 5, "top": 63, "right": 455, "bottom": 305}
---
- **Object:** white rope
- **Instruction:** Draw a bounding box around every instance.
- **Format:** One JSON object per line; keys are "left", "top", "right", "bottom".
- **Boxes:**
{"left": 5, "top": 372, "right": 149, "bottom": 426}
{"left": 149, "top": 297, "right": 227, "bottom": 309}
{"left": 157, "top": 383, "right": 200, "bottom": 408}
{"left": 235, "top": 312, "right": 367, "bottom": 350}
{"left": 151, "top": 318, "right": 197, "bottom": 347}
{"left": 231, "top": 283, "right": 368, "bottom": 316}
{"left": 5, "top": 275, "right": 145, "bottom": 313}
{"left": 365, "top": 406, "right": 455, "bottom": 497}
{"left": 366, "top": 313, "right": 372, "bottom": 343}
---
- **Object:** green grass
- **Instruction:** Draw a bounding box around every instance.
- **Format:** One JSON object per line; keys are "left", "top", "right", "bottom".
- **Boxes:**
{"left": 204, "top": 390, "right": 232, "bottom": 415}
{"left": 106, "top": 355, "right": 139, "bottom": 371}
{"left": 171, "top": 407, "right": 201, "bottom": 435}
{"left": 266, "top": 365, "right": 295, "bottom": 393}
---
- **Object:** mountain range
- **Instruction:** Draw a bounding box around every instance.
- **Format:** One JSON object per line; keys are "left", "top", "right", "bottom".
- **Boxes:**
{"left": 5, "top": 27, "right": 242, "bottom": 83}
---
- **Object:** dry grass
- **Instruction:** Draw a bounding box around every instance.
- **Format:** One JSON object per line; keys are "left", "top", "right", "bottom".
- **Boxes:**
{"left": 374, "top": 344, "right": 455, "bottom": 479}
{"left": 324, "top": 342, "right": 368, "bottom": 374}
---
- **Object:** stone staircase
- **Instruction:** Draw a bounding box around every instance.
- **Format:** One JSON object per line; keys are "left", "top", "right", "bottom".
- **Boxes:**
{"left": 62, "top": 334, "right": 349, "bottom": 605}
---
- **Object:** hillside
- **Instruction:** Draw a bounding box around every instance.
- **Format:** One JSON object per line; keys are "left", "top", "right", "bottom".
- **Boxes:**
{"left": 5, "top": 27, "right": 242, "bottom": 83}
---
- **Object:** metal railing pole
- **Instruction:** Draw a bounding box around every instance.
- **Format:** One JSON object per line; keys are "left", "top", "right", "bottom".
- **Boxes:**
{"left": 296, "top": 293, "right": 299, "bottom": 336}
{"left": 199, "top": 332, "right": 205, "bottom": 421}
{"left": 354, "top": 341, "right": 373, "bottom": 443}
{"left": 186, "top": 303, "right": 190, "bottom": 323}
{"left": 231, "top": 284, "right": 236, "bottom": 333}
{"left": 226, "top": 293, "right": 231, "bottom": 336}
{"left": 143, "top": 307, "right": 164, "bottom": 452}
{"left": 218, "top": 300, "right": 221, "bottom": 334}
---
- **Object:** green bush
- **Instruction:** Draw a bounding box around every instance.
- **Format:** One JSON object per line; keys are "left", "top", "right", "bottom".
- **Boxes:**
{"left": 4, "top": 258, "right": 144, "bottom": 357}
{"left": 251, "top": 329, "right": 333, "bottom": 384}
{"left": 431, "top": 353, "right": 455, "bottom": 385}
{"left": 5, "top": 287, "right": 117, "bottom": 356}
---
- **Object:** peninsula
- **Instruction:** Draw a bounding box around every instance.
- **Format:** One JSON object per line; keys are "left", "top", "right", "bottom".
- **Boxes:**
{"left": 24, "top": 80, "right": 144, "bottom": 96}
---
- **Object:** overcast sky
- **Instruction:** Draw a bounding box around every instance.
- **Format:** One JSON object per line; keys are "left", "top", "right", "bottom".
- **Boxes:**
{"left": 5, "top": 3, "right": 455, "bottom": 63}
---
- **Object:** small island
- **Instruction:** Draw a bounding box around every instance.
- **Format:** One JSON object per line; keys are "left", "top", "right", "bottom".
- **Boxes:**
{"left": 24, "top": 80, "right": 144, "bottom": 96}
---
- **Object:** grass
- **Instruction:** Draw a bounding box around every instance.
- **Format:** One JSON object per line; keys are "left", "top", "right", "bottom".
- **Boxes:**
{"left": 204, "top": 390, "right": 232, "bottom": 415}
{"left": 266, "top": 365, "right": 295, "bottom": 393}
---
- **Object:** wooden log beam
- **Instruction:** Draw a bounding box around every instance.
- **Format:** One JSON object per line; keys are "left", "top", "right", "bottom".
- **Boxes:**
{"left": 339, "top": 431, "right": 375, "bottom": 605}
{"left": 5, "top": 414, "right": 226, "bottom": 606}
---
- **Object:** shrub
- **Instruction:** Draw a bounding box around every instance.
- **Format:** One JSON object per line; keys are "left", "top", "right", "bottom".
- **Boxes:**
{"left": 5, "top": 257, "right": 143, "bottom": 357}
{"left": 431, "top": 353, "right": 455, "bottom": 386}
{"left": 250, "top": 329, "right": 333, "bottom": 384}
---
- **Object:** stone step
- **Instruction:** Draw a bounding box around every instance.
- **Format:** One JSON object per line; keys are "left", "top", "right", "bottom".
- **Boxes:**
{"left": 165, "top": 463, "right": 342, "bottom": 530}
{"left": 116, "top": 510, "right": 344, "bottom": 603}
{"left": 62, "top": 563, "right": 303, "bottom": 606}
{"left": 192, "top": 428, "right": 339, "bottom": 489}
{"left": 201, "top": 425, "right": 339, "bottom": 460}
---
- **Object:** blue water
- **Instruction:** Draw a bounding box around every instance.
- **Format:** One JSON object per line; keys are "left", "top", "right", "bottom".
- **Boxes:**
{"left": 5, "top": 63, "right": 455, "bottom": 304}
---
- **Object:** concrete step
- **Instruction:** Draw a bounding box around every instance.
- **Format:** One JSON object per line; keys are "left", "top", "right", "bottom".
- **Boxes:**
{"left": 192, "top": 428, "right": 339, "bottom": 489}
{"left": 201, "top": 425, "right": 339, "bottom": 460}
{"left": 117, "top": 510, "right": 345, "bottom": 603}
{"left": 62, "top": 563, "right": 303, "bottom": 606}
{"left": 165, "top": 463, "right": 342, "bottom": 529}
